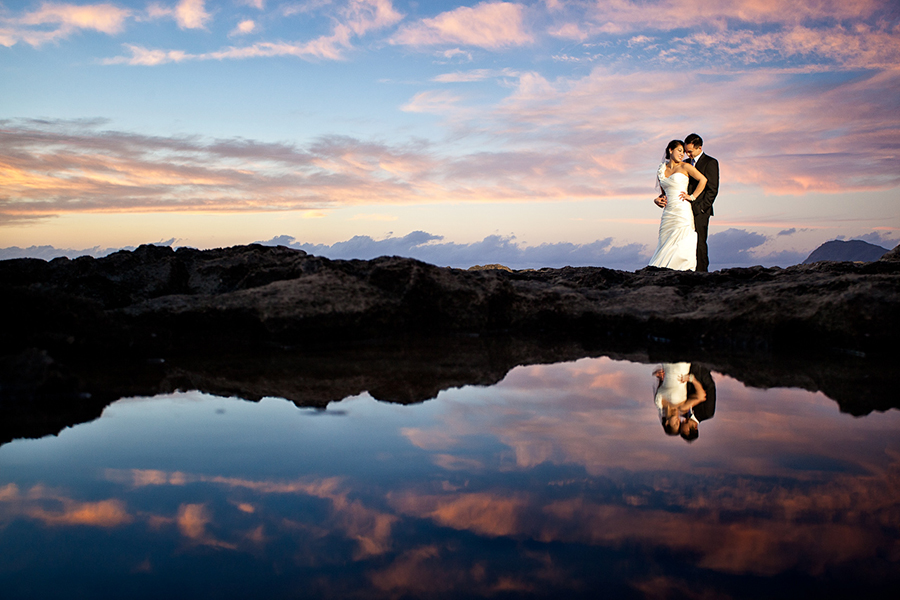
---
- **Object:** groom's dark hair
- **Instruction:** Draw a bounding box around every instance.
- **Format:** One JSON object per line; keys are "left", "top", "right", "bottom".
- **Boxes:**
{"left": 684, "top": 133, "right": 703, "bottom": 148}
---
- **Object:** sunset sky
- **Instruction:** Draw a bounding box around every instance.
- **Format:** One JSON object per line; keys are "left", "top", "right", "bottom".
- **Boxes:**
{"left": 2, "top": 0, "right": 898, "bottom": 269}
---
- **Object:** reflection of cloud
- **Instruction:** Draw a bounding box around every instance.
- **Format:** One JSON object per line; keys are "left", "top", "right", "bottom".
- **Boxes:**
{"left": 386, "top": 454, "right": 900, "bottom": 578}
{"left": 401, "top": 427, "right": 459, "bottom": 450}
{"left": 390, "top": 491, "right": 527, "bottom": 537}
{"left": 392, "top": 2, "right": 533, "bottom": 49}
{"left": 176, "top": 503, "right": 236, "bottom": 548}
{"left": 0, "top": 484, "right": 132, "bottom": 528}
{"left": 103, "top": 470, "right": 397, "bottom": 558}
{"left": 27, "top": 499, "right": 132, "bottom": 528}
{"left": 432, "top": 454, "right": 484, "bottom": 471}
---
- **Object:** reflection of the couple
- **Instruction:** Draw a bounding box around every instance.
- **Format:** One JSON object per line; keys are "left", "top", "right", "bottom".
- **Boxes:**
{"left": 653, "top": 362, "right": 717, "bottom": 441}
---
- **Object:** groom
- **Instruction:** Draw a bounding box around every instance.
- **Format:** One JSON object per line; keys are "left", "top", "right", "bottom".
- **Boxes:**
{"left": 654, "top": 133, "right": 719, "bottom": 271}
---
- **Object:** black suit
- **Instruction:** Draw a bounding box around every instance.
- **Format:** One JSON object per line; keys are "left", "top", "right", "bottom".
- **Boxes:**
{"left": 688, "top": 364, "right": 716, "bottom": 423}
{"left": 687, "top": 153, "right": 718, "bottom": 272}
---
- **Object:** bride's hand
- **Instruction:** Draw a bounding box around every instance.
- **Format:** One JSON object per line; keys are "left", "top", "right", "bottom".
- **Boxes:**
{"left": 678, "top": 191, "right": 694, "bottom": 202}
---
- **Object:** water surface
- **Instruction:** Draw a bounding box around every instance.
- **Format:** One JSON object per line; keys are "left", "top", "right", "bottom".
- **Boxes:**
{"left": 1, "top": 356, "right": 898, "bottom": 598}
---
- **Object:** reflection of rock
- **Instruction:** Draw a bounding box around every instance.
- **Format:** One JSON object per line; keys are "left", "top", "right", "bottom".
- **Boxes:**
{"left": 2, "top": 243, "right": 899, "bottom": 357}
{"left": 1, "top": 336, "right": 894, "bottom": 447}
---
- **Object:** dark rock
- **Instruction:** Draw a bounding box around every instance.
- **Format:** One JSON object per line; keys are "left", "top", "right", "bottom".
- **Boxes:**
{"left": 803, "top": 239, "right": 888, "bottom": 264}
{"left": 2, "top": 243, "right": 899, "bottom": 359}
{"left": 879, "top": 243, "right": 900, "bottom": 262}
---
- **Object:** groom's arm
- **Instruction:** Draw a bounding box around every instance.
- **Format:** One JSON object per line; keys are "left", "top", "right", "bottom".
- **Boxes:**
{"left": 695, "top": 158, "right": 718, "bottom": 214}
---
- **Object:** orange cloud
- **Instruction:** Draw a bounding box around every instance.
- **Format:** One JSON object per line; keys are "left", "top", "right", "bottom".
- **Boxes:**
{"left": 390, "top": 491, "right": 529, "bottom": 537}
{"left": 177, "top": 502, "right": 237, "bottom": 548}
{"left": 392, "top": 2, "right": 533, "bottom": 49}
{"left": 104, "top": 470, "right": 398, "bottom": 558}
{"left": 0, "top": 484, "right": 133, "bottom": 528}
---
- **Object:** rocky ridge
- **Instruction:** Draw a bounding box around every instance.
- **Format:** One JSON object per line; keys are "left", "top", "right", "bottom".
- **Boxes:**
{"left": 2, "top": 243, "right": 899, "bottom": 357}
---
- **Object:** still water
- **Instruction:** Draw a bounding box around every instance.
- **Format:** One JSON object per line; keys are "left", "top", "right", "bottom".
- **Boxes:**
{"left": 1, "top": 356, "right": 898, "bottom": 598}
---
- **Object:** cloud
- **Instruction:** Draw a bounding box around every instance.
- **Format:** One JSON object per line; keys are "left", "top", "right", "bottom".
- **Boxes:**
{"left": 677, "top": 24, "right": 900, "bottom": 71}
{"left": 391, "top": 1, "right": 533, "bottom": 49}
{"left": 146, "top": 0, "right": 212, "bottom": 30}
{"left": 0, "top": 119, "right": 442, "bottom": 219}
{"left": 229, "top": 19, "right": 257, "bottom": 37}
{"left": 255, "top": 231, "right": 651, "bottom": 270}
{"left": 432, "top": 68, "right": 520, "bottom": 83}
{"left": 107, "top": 0, "right": 403, "bottom": 63}
{"left": 437, "top": 48, "right": 473, "bottom": 62}
{"left": 0, "top": 238, "right": 176, "bottom": 261}
{"left": 579, "top": 0, "right": 884, "bottom": 33}
{"left": 707, "top": 228, "right": 813, "bottom": 268}
{"left": 5, "top": 48, "right": 900, "bottom": 228}
{"left": 542, "top": 1, "right": 898, "bottom": 71}
{"left": 855, "top": 230, "right": 900, "bottom": 249}
{"left": 0, "top": 2, "right": 132, "bottom": 47}
{"left": 400, "top": 90, "right": 465, "bottom": 113}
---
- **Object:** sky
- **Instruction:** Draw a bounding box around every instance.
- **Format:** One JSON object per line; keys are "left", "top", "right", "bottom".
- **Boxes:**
{"left": 1, "top": 0, "right": 898, "bottom": 270}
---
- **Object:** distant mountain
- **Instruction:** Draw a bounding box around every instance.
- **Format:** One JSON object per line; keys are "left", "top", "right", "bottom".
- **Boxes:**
{"left": 802, "top": 240, "right": 889, "bottom": 264}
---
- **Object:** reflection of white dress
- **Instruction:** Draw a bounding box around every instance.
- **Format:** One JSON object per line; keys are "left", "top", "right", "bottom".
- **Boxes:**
{"left": 654, "top": 362, "right": 690, "bottom": 414}
{"left": 649, "top": 164, "right": 697, "bottom": 271}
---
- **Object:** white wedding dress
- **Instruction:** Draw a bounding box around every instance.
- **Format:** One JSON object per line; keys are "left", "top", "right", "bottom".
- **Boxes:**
{"left": 648, "top": 163, "right": 697, "bottom": 271}
{"left": 654, "top": 362, "right": 691, "bottom": 421}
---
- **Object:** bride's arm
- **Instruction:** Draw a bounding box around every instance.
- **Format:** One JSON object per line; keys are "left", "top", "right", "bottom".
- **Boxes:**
{"left": 682, "top": 165, "right": 707, "bottom": 202}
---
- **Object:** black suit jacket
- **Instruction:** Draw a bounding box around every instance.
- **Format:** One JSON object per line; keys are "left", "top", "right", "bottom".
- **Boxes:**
{"left": 687, "top": 153, "right": 718, "bottom": 228}
{"left": 688, "top": 364, "right": 716, "bottom": 423}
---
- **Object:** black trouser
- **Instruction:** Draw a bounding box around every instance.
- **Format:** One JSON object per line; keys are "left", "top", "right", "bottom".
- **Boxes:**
{"left": 695, "top": 222, "right": 709, "bottom": 272}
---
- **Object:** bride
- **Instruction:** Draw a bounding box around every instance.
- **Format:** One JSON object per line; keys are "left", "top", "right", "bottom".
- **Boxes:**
{"left": 648, "top": 140, "right": 708, "bottom": 270}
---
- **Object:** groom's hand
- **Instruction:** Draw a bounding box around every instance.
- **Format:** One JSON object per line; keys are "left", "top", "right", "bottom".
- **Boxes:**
{"left": 654, "top": 194, "right": 667, "bottom": 208}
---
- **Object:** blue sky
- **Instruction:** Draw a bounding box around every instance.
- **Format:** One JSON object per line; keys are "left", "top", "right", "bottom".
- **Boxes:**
{"left": 2, "top": 0, "right": 898, "bottom": 269}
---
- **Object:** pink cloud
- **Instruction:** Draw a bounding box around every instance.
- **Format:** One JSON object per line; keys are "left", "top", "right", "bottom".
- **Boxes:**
{"left": 392, "top": 1, "right": 533, "bottom": 49}
{"left": 579, "top": 0, "right": 882, "bottom": 33}
{"left": 229, "top": 19, "right": 257, "bottom": 37}
{"left": 109, "top": 0, "right": 403, "bottom": 63}
{"left": 1, "top": 2, "right": 132, "bottom": 47}
{"left": 146, "top": 0, "right": 212, "bottom": 30}
{"left": 679, "top": 24, "right": 900, "bottom": 70}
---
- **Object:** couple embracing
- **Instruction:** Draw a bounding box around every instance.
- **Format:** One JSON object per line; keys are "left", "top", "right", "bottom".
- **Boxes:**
{"left": 648, "top": 133, "right": 719, "bottom": 272}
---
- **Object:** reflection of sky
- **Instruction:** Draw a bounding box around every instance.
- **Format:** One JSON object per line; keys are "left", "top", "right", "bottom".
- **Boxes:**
{"left": 1, "top": 357, "right": 899, "bottom": 597}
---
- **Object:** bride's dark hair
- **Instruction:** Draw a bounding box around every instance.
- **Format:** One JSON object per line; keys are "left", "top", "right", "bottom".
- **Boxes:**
{"left": 664, "top": 139, "right": 684, "bottom": 160}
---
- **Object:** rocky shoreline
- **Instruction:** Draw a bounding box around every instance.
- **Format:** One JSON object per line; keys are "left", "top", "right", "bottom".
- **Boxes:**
{"left": 2, "top": 243, "right": 899, "bottom": 357}
{"left": 2, "top": 243, "right": 898, "bottom": 445}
